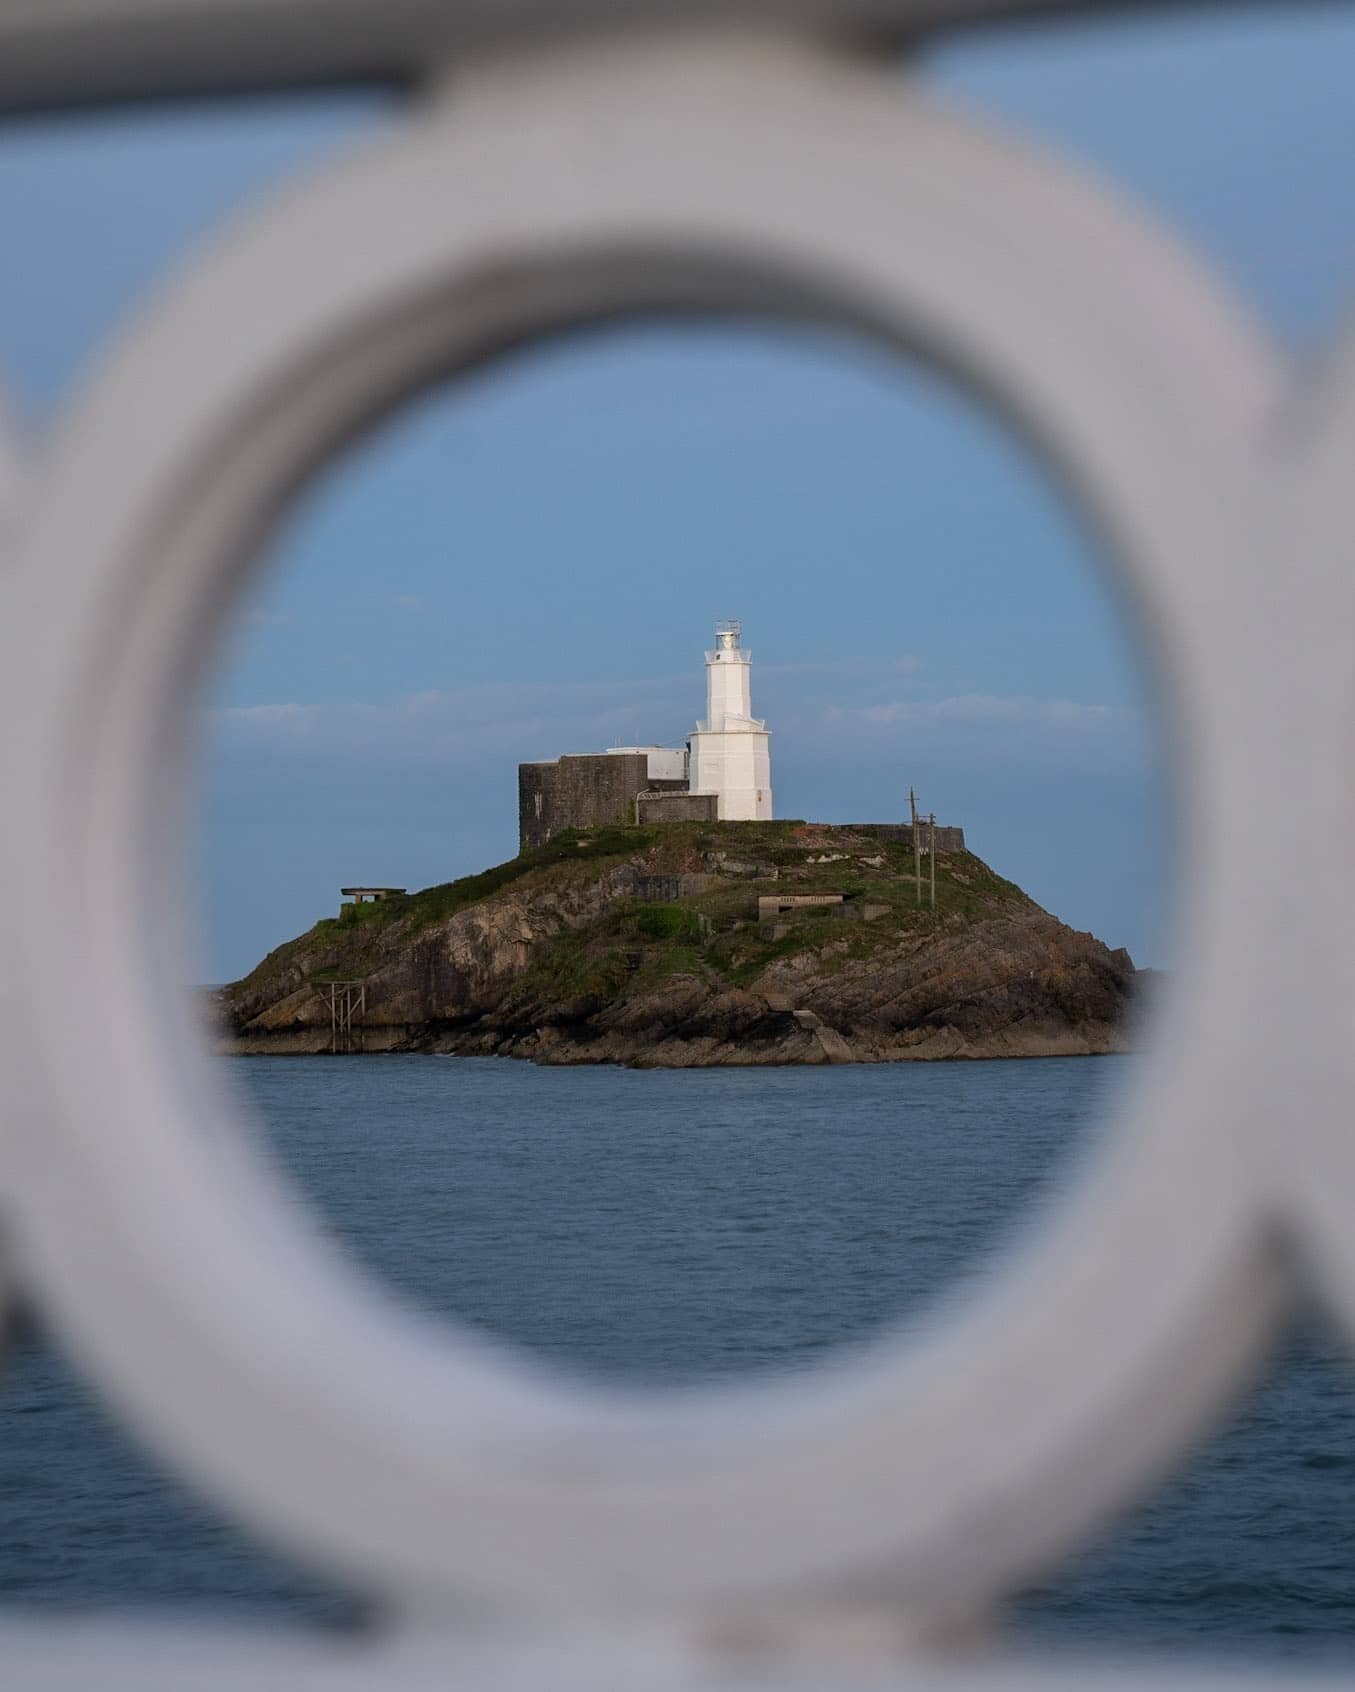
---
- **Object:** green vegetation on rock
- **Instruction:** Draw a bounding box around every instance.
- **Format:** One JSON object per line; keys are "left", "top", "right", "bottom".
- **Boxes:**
{"left": 219, "top": 820, "right": 1136, "bottom": 1066}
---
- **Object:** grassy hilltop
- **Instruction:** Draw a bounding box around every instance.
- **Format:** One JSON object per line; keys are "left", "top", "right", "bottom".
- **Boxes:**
{"left": 218, "top": 820, "right": 1138, "bottom": 1065}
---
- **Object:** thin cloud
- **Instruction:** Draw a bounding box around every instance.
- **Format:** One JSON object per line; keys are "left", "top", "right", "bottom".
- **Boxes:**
{"left": 806, "top": 691, "right": 1149, "bottom": 774}
{"left": 217, "top": 701, "right": 316, "bottom": 732}
{"left": 761, "top": 654, "right": 923, "bottom": 681}
{"left": 209, "top": 677, "right": 1144, "bottom": 777}
{"left": 844, "top": 694, "right": 1126, "bottom": 728}
{"left": 209, "top": 673, "right": 696, "bottom": 766}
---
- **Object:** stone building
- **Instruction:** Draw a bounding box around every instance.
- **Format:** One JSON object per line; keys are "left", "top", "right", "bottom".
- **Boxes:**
{"left": 518, "top": 748, "right": 708, "bottom": 851}
{"left": 515, "top": 623, "right": 967, "bottom": 853}
{"left": 634, "top": 790, "right": 721, "bottom": 826}
{"left": 517, "top": 622, "right": 774, "bottom": 850}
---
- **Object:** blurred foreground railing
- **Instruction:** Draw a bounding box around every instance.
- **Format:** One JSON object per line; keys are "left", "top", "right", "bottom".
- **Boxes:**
{"left": 2, "top": 1, "right": 1354, "bottom": 1685}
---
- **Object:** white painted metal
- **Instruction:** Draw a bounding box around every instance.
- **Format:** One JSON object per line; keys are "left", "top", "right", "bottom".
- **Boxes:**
{"left": 0, "top": 4, "right": 1347, "bottom": 1685}
{"left": 0, "top": 386, "right": 27, "bottom": 1342}
{"left": 1, "top": 1621, "right": 1341, "bottom": 1692}
{"left": 0, "top": 0, "right": 1245, "bottom": 110}
{"left": 3, "top": 23, "right": 1275, "bottom": 1608}
{"left": 689, "top": 620, "right": 774, "bottom": 819}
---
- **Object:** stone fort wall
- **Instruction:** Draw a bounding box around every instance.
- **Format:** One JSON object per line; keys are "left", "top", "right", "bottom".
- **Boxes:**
{"left": 634, "top": 791, "right": 719, "bottom": 827}
{"left": 848, "top": 822, "right": 966, "bottom": 853}
{"left": 519, "top": 761, "right": 966, "bottom": 855}
{"left": 519, "top": 754, "right": 691, "bottom": 850}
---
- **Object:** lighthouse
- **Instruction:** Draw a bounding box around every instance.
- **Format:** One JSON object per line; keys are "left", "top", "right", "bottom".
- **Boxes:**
{"left": 688, "top": 620, "right": 773, "bottom": 821}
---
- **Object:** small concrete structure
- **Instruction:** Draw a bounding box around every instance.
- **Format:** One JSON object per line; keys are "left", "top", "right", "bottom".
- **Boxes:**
{"left": 758, "top": 892, "right": 847, "bottom": 939}
{"left": 634, "top": 790, "right": 718, "bottom": 826}
{"left": 339, "top": 886, "right": 405, "bottom": 916}
{"left": 757, "top": 891, "right": 892, "bottom": 940}
{"left": 619, "top": 870, "right": 715, "bottom": 903}
{"left": 758, "top": 894, "right": 846, "bottom": 920}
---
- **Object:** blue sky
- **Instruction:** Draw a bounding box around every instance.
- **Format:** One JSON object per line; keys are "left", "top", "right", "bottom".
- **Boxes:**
{"left": 1, "top": 5, "right": 1350, "bottom": 983}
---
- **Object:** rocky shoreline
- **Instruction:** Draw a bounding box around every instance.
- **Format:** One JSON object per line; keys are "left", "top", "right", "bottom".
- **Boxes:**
{"left": 216, "top": 822, "right": 1140, "bottom": 1067}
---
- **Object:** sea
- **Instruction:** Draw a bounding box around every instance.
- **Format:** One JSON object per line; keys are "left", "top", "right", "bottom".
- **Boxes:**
{"left": 1, "top": 1053, "right": 1353, "bottom": 1659}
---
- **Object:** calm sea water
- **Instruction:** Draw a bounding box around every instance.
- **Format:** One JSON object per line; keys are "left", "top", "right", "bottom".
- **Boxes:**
{"left": 1, "top": 1054, "right": 1353, "bottom": 1656}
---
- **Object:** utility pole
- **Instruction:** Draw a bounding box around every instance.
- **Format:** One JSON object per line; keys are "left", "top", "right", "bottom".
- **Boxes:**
{"left": 909, "top": 784, "right": 921, "bottom": 907}
{"left": 929, "top": 812, "right": 937, "bottom": 909}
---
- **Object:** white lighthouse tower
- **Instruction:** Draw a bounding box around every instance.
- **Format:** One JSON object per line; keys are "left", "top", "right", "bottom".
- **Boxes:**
{"left": 688, "top": 619, "right": 773, "bottom": 820}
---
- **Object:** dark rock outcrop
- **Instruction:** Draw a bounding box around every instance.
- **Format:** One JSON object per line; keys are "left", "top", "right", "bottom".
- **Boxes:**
{"left": 215, "top": 822, "right": 1139, "bottom": 1066}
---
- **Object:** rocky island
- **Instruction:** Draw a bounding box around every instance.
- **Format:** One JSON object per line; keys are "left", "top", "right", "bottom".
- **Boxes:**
{"left": 216, "top": 820, "right": 1138, "bottom": 1065}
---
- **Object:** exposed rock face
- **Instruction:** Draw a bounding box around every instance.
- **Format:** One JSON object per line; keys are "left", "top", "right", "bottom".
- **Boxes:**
{"left": 215, "top": 823, "right": 1139, "bottom": 1066}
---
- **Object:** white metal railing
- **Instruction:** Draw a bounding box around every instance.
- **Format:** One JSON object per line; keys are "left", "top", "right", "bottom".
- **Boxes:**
{"left": 1, "top": 3, "right": 1352, "bottom": 1685}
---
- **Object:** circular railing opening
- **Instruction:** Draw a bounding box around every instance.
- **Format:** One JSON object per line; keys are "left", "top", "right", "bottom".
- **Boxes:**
{"left": 194, "top": 314, "right": 1169, "bottom": 1387}
{"left": 9, "top": 33, "right": 1270, "bottom": 1618}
